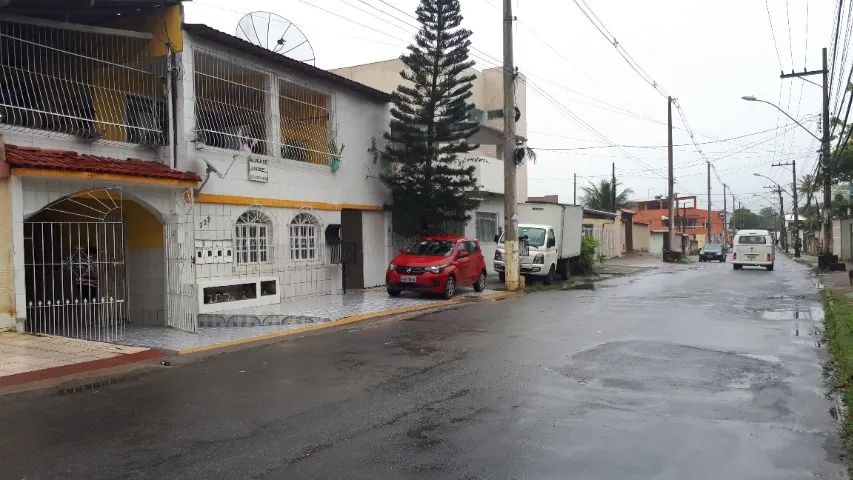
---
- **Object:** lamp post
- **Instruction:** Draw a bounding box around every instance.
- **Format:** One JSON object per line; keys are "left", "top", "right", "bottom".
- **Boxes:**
{"left": 742, "top": 94, "right": 827, "bottom": 258}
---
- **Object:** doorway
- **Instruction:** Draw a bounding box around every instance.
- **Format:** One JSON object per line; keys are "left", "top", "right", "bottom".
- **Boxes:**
{"left": 341, "top": 210, "right": 364, "bottom": 291}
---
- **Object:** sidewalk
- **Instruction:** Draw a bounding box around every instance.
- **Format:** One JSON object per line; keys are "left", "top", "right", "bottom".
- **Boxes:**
{"left": 117, "top": 287, "right": 512, "bottom": 355}
{"left": 0, "top": 332, "right": 162, "bottom": 389}
{"left": 793, "top": 253, "right": 853, "bottom": 292}
{"left": 595, "top": 253, "right": 663, "bottom": 276}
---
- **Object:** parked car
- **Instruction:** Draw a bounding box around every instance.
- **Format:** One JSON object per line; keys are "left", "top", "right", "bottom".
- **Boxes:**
{"left": 731, "top": 229, "right": 775, "bottom": 271}
{"left": 699, "top": 243, "right": 726, "bottom": 262}
{"left": 386, "top": 236, "right": 487, "bottom": 299}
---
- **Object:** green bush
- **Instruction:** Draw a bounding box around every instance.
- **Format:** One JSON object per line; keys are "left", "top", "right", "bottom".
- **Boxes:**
{"left": 822, "top": 289, "right": 853, "bottom": 463}
{"left": 580, "top": 236, "right": 599, "bottom": 272}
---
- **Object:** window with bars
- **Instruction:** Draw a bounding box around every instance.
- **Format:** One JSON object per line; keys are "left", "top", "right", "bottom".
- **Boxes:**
{"left": 290, "top": 212, "right": 319, "bottom": 261}
{"left": 475, "top": 212, "right": 498, "bottom": 242}
{"left": 194, "top": 50, "right": 269, "bottom": 154}
{"left": 0, "top": 18, "right": 166, "bottom": 145}
{"left": 235, "top": 210, "right": 272, "bottom": 264}
{"left": 279, "top": 80, "right": 332, "bottom": 165}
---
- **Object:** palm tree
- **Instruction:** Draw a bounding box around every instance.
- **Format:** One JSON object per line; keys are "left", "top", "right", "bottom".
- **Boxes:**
{"left": 581, "top": 179, "right": 633, "bottom": 211}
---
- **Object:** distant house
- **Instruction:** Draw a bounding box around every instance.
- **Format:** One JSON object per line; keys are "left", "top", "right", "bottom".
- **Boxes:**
{"left": 630, "top": 196, "right": 724, "bottom": 250}
{"left": 582, "top": 208, "right": 621, "bottom": 258}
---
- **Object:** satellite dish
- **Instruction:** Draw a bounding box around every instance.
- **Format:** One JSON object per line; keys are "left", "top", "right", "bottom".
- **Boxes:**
{"left": 236, "top": 12, "right": 316, "bottom": 66}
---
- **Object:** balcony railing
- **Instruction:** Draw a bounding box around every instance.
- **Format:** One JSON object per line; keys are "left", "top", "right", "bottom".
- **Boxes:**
{"left": 0, "top": 17, "right": 167, "bottom": 146}
{"left": 192, "top": 49, "right": 338, "bottom": 167}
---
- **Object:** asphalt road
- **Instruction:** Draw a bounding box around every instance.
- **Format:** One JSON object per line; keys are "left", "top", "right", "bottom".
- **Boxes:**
{"left": 0, "top": 256, "right": 846, "bottom": 479}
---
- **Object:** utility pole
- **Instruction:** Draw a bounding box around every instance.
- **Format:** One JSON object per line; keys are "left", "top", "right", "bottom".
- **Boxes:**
{"left": 822, "top": 47, "right": 832, "bottom": 258}
{"left": 772, "top": 160, "right": 800, "bottom": 257}
{"left": 766, "top": 186, "right": 788, "bottom": 252}
{"left": 573, "top": 173, "right": 577, "bottom": 205}
{"left": 611, "top": 162, "right": 617, "bottom": 213}
{"left": 733, "top": 195, "right": 738, "bottom": 232}
{"left": 723, "top": 184, "right": 728, "bottom": 246}
{"left": 666, "top": 96, "right": 675, "bottom": 258}
{"left": 502, "top": 0, "right": 519, "bottom": 291}
{"left": 706, "top": 161, "right": 712, "bottom": 244}
{"left": 793, "top": 159, "right": 800, "bottom": 257}
{"left": 781, "top": 47, "right": 831, "bottom": 258}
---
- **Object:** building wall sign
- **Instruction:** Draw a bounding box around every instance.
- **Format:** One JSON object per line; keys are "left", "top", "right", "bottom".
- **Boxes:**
{"left": 248, "top": 157, "right": 268, "bottom": 183}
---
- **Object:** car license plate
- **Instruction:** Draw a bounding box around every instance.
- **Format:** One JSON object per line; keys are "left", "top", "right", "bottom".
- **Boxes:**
{"left": 747, "top": 254, "right": 757, "bottom": 260}
{"left": 400, "top": 275, "right": 417, "bottom": 283}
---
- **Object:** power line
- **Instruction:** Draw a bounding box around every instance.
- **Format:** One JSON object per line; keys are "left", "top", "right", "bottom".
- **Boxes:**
{"left": 765, "top": 0, "right": 784, "bottom": 70}
{"left": 530, "top": 121, "right": 804, "bottom": 151}
{"left": 785, "top": 0, "right": 794, "bottom": 69}
{"left": 526, "top": 78, "right": 671, "bottom": 181}
{"left": 515, "top": 18, "right": 641, "bottom": 112}
{"left": 568, "top": 0, "right": 668, "bottom": 98}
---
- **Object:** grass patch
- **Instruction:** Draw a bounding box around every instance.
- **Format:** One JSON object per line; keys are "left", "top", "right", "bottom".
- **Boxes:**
{"left": 821, "top": 288, "right": 853, "bottom": 459}
{"left": 524, "top": 282, "right": 555, "bottom": 293}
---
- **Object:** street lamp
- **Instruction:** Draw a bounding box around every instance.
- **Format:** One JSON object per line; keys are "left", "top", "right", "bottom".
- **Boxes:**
{"left": 743, "top": 95, "right": 807, "bottom": 257}
{"left": 741, "top": 96, "right": 822, "bottom": 142}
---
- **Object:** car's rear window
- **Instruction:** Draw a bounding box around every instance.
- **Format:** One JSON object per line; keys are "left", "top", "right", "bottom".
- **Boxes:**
{"left": 737, "top": 235, "right": 767, "bottom": 245}
{"left": 703, "top": 244, "right": 722, "bottom": 252}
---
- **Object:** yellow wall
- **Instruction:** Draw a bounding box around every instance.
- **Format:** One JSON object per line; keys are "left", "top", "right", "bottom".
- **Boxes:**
{"left": 280, "top": 81, "right": 330, "bottom": 165}
{"left": 0, "top": 177, "right": 15, "bottom": 328}
{"left": 124, "top": 201, "right": 163, "bottom": 250}
{"left": 95, "top": 5, "right": 184, "bottom": 141}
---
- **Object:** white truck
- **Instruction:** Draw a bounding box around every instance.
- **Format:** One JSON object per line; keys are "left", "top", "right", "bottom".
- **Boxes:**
{"left": 493, "top": 202, "right": 584, "bottom": 284}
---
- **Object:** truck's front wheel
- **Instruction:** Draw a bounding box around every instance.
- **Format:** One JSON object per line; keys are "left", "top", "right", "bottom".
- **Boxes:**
{"left": 544, "top": 265, "right": 556, "bottom": 285}
{"left": 558, "top": 259, "right": 571, "bottom": 280}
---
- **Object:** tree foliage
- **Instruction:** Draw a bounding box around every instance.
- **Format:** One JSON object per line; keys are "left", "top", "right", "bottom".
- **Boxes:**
{"left": 380, "top": 0, "right": 480, "bottom": 235}
{"left": 580, "top": 180, "right": 633, "bottom": 211}
{"left": 731, "top": 208, "right": 764, "bottom": 230}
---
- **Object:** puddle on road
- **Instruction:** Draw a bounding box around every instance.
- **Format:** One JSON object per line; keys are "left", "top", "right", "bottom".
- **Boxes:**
{"left": 761, "top": 310, "right": 800, "bottom": 321}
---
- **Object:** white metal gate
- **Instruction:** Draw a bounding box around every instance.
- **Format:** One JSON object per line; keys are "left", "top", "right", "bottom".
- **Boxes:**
{"left": 165, "top": 189, "right": 197, "bottom": 332}
{"left": 24, "top": 189, "right": 127, "bottom": 341}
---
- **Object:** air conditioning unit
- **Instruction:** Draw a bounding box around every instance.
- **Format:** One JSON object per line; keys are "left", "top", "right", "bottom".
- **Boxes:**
{"left": 467, "top": 108, "right": 485, "bottom": 124}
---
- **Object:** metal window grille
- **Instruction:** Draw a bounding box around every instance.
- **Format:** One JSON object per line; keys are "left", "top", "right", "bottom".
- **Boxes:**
{"left": 235, "top": 210, "right": 272, "bottom": 264}
{"left": 475, "top": 212, "right": 498, "bottom": 242}
{"left": 0, "top": 17, "right": 166, "bottom": 145}
{"left": 289, "top": 212, "right": 319, "bottom": 261}
{"left": 191, "top": 48, "right": 340, "bottom": 164}
{"left": 279, "top": 80, "right": 333, "bottom": 165}
{"left": 193, "top": 49, "right": 270, "bottom": 154}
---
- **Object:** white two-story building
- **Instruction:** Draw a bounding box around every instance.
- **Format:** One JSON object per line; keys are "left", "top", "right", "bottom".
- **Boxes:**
{"left": 0, "top": 1, "right": 395, "bottom": 339}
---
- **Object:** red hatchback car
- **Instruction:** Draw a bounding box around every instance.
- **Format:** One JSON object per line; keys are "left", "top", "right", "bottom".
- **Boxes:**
{"left": 386, "top": 236, "right": 487, "bottom": 299}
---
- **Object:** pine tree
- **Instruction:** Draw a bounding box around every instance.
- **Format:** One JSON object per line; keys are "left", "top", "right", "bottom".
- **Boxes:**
{"left": 381, "top": 0, "right": 480, "bottom": 235}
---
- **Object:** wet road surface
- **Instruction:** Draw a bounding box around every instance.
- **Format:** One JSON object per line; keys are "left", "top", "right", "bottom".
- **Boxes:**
{"left": 0, "top": 256, "right": 846, "bottom": 479}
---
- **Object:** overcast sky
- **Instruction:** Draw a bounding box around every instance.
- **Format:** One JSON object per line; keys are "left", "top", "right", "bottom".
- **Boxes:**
{"left": 185, "top": 0, "right": 838, "bottom": 213}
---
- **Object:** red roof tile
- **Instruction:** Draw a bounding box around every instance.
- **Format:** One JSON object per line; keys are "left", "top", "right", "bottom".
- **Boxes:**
{"left": 3, "top": 144, "right": 200, "bottom": 183}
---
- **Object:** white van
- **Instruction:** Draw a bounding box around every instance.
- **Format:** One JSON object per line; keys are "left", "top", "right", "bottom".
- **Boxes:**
{"left": 731, "top": 229, "right": 775, "bottom": 271}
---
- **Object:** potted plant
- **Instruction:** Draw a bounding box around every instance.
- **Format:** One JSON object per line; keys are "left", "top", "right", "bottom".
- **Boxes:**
{"left": 327, "top": 128, "right": 345, "bottom": 172}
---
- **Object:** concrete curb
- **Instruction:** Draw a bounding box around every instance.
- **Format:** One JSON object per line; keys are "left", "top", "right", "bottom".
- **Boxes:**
{"left": 0, "top": 348, "right": 165, "bottom": 389}
{"left": 176, "top": 290, "right": 519, "bottom": 355}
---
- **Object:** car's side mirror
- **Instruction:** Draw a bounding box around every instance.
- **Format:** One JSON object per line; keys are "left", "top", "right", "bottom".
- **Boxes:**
{"left": 457, "top": 250, "right": 470, "bottom": 259}
{"left": 399, "top": 247, "right": 407, "bottom": 254}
